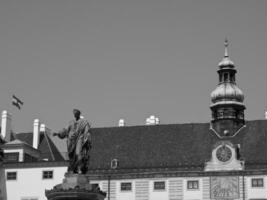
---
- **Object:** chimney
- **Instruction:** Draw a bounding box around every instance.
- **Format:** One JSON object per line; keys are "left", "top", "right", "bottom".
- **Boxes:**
{"left": 146, "top": 115, "right": 160, "bottom": 125}
{"left": 33, "top": 119, "right": 40, "bottom": 149}
{"left": 118, "top": 119, "right": 125, "bottom": 127}
{"left": 1, "top": 110, "right": 12, "bottom": 142}
{"left": 155, "top": 117, "right": 160, "bottom": 125}
{"left": 40, "top": 123, "right": 52, "bottom": 135}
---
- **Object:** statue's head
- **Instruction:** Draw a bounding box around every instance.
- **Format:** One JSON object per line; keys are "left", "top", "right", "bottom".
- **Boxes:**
{"left": 73, "top": 109, "right": 81, "bottom": 119}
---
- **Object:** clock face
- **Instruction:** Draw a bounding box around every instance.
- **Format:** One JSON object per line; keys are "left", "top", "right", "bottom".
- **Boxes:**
{"left": 216, "top": 145, "right": 232, "bottom": 162}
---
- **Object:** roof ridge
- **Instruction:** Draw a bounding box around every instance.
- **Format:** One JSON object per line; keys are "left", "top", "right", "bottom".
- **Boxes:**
{"left": 91, "top": 122, "right": 210, "bottom": 130}
{"left": 6, "top": 139, "right": 26, "bottom": 144}
{"left": 43, "top": 132, "right": 55, "bottom": 161}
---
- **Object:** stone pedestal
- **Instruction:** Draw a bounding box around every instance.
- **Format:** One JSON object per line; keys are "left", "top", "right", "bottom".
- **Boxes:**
{"left": 45, "top": 173, "right": 106, "bottom": 200}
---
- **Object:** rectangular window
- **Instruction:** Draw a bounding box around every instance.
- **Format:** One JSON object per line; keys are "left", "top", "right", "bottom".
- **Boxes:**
{"left": 6, "top": 172, "right": 17, "bottom": 180}
{"left": 252, "top": 178, "right": 264, "bottom": 188}
{"left": 121, "top": 182, "right": 132, "bottom": 191}
{"left": 187, "top": 180, "right": 199, "bottom": 190}
{"left": 5, "top": 152, "right": 19, "bottom": 162}
{"left": 154, "top": 181, "right": 165, "bottom": 190}
{"left": 42, "top": 171, "right": 53, "bottom": 179}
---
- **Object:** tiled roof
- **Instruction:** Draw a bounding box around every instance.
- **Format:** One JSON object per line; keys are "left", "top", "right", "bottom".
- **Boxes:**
{"left": 11, "top": 120, "right": 267, "bottom": 171}
{"left": 15, "top": 132, "right": 33, "bottom": 146}
{"left": 14, "top": 132, "right": 64, "bottom": 161}
{"left": 88, "top": 123, "right": 212, "bottom": 170}
{"left": 85, "top": 120, "right": 267, "bottom": 170}
{"left": 38, "top": 133, "right": 64, "bottom": 161}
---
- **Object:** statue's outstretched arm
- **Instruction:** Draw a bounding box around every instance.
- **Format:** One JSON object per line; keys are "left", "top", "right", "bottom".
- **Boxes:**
{"left": 53, "top": 127, "right": 69, "bottom": 139}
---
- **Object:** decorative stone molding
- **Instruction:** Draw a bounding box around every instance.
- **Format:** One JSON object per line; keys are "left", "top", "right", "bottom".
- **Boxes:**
{"left": 45, "top": 173, "right": 106, "bottom": 200}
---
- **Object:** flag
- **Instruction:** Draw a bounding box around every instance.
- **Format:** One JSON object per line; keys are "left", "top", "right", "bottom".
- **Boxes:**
{"left": 12, "top": 95, "right": 23, "bottom": 110}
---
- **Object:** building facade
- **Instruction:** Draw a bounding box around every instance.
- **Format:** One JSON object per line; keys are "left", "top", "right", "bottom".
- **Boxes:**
{"left": 1, "top": 40, "right": 267, "bottom": 200}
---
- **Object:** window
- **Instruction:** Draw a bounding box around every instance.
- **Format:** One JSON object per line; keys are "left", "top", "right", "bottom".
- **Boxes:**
{"left": 230, "top": 73, "right": 235, "bottom": 82}
{"left": 42, "top": 171, "right": 53, "bottom": 179}
{"left": 187, "top": 180, "right": 199, "bottom": 190}
{"left": 154, "top": 181, "right": 165, "bottom": 190}
{"left": 5, "top": 152, "right": 19, "bottom": 162}
{"left": 111, "top": 159, "right": 119, "bottom": 169}
{"left": 6, "top": 172, "right": 17, "bottom": 180}
{"left": 219, "top": 74, "right": 223, "bottom": 83}
{"left": 121, "top": 182, "right": 132, "bottom": 191}
{"left": 252, "top": 178, "right": 264, "bottom": 188}
{"left": 224, "top": 73, "right": 229, "bottom": 82}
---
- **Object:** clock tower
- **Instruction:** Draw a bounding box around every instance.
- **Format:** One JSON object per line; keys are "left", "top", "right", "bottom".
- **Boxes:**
{"left": 210, "top": 39, "right": 246, "bottom": 137}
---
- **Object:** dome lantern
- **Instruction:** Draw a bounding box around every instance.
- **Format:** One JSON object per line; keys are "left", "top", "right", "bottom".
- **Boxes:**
{"left": 218, "top": 38, "right": 235, "bottom": 68}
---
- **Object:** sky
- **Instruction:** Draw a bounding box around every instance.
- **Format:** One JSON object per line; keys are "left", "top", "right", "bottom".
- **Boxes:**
{"left": 0, "top": 0, "right": 267, "bottom": 133}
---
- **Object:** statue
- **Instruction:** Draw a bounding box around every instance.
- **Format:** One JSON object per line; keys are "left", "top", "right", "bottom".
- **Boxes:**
{"left": 53, "top": 109, "right": 92, "bottom": 174}
{"left": 46, "top": 110, "right": 106, "bottom": 200}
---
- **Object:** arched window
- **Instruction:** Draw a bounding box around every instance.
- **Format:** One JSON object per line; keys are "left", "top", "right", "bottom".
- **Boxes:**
{"left": 224, "top": 73, "right": 229, "bottom": 82}
{"left": 219, "top": 73, "right": 223, "bottom": 83}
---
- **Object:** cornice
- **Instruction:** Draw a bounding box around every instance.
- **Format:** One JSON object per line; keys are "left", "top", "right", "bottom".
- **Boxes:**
{"left": 2, "top": 161, "right": 68, "bottom": 169}
{"left": 3, "top": 161, "right": 267, "bottom": 180}
{"left": 86, "top": 168, "right": 267, "bottom": 180}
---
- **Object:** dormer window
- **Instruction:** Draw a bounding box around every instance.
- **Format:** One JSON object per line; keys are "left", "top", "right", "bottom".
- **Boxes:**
{"left": 5, "top": 152, "right": 19, "bottom": 162}
{"left": 111, "top": 159, "right": 119, "bottom": 169}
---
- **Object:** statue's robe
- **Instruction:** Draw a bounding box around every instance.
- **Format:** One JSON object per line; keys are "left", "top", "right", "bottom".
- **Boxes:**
{"left": 58, "top": 118, "right": 92, "bottom": 174}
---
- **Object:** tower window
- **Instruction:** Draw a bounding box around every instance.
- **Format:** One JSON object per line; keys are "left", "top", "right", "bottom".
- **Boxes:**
{"left": 219, "top": 74, "right": 223, "bottom": 83}
{"left": 217, "top": 110, "right": 224, "bottom": 118}
{"left": 230, "top": 73, "right": 235, "bottom": 82}
{"left": 224, "top": 73, "right": 229, "bottom": 82}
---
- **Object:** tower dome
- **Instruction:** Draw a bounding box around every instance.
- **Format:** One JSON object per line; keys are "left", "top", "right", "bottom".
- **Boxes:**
{"left": 211, "top": 83, "right": 244, "bottom": 104}
{"left": 218, "top": 57, "right": 234, "bottom": 68}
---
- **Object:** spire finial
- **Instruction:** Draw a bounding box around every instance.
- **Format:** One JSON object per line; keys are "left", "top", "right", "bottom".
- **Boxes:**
{"left": 224, "top": 38, "right": 229, "bottom": 57}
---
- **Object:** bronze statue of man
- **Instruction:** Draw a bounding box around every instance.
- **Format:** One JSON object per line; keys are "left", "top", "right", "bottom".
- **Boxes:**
{"left": 53, "top": 109, "right": 92, "bottom": 174}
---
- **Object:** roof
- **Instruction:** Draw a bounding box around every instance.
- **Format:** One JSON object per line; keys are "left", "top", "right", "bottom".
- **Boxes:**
{"left": 7, "top": 120, "right": 267, "bottom": 171}
{"left": 38, "top": 133, "right": 64, "bottom": 161}
{"left": 15, "top": 132, "right": 33, "bottom": 146}
{"left": 85, "top": 120, "right": 267, "bottom": 170}
{"left": 5, "top": 139, "right": 26, "bottom": 145}
{"left": 13, "top": 132, "right": 64, "bottom": 161}
{"left": 88, "top": 123, "right": 212, "bottom": 170}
